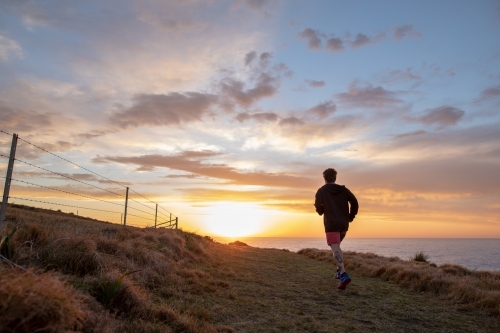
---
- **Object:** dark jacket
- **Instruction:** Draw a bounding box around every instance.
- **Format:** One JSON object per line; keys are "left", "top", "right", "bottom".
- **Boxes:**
{"left": 314, "top": 183, "right": 359, "bottom": 232}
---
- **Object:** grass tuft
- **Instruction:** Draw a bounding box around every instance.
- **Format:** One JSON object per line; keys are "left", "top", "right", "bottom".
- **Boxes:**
{"left": 39, "top": 238, "right": 103, "bottom": 277}
{"left": 412, "top": 251, "right": 430, "bottom": 263}
{"left": 88, "top": 270, "right": 140, "bottom": 307}
{"left": 0, "top": 269, "right": 86, "bottom": 332}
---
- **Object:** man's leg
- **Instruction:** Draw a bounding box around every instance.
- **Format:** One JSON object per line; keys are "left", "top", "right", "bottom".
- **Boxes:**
{"left": 327, "top": 231, "right": 351, "bottom": 290}
{"left": 329, "top": 243, "right": 346, "bottom": 275}
{"left": 326, "top": 232, "right": 345, "bottom": 274}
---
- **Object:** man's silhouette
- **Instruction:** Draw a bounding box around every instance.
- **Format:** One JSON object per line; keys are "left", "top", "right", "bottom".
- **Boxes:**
{"left": 315, "top": 168, "right": 359, "bottom": 290}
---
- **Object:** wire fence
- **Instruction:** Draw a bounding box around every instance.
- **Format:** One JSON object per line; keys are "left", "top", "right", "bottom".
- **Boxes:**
{"left": 0, "top": 130, "right": 178, "bottom": 231}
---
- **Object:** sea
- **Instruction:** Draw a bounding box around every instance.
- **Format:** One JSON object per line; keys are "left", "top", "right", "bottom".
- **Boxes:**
{"left": 214, "top": 237, "right": 500, "bottom": 271}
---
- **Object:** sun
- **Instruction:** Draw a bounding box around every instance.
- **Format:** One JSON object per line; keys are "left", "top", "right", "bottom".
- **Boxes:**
{"left": 203, "top": 202, "right": 267, "bottom": 237}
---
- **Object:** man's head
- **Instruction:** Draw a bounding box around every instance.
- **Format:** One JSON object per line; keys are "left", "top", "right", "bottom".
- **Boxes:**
{"left": 323, "top": 168, "right": 337, "bottom": 183}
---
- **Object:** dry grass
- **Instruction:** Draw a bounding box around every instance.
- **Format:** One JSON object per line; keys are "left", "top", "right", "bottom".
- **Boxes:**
{"left": 0, "top": 204, "right": 499, "bottom": 332}
{"left": 0, "top": 269, "right": 86, "bottom": 333}
{"left": 298, "top": 248, "right": 500, "bottom": 316}
{"left": 1, "top": 204, "right": 222, "bottom": 332}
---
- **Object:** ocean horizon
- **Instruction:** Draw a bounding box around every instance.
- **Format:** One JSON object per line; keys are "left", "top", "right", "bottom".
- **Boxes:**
{"left": 214, "top": 237, "right": 500, "bottom": 271}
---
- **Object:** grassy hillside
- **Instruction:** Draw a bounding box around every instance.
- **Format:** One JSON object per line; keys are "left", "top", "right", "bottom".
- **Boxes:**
{"left": 0, "top": 204, "right": 499, "bottom": 333}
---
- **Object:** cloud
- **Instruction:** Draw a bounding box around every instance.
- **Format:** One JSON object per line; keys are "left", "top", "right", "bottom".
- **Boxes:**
{"left": 392, "top": 130, "right": 428, "bottom": 140}
{"left": 479, "top": 84, "right": 500, "bottom": 100}
{"left": 10, "top": 139, "right": 74, "bottom": 160}
{"left": 307, "top": 100, "right": 336, "bottom": 119}
{"left": 305, "top": 79, "right": 325, "bottom": 88}
{"left": 326, "top": 37, "right": 344, "bottom": 52}
{"left": 0, "top": 105, "right": 54, "bottom": 133}
{"left": 92, "top": 152, "right": 314, "bottom": 188}
{"left": 164, "top": 173, "right": 200, "bottom": 179}
{"left": 177, "top": 187, "right": 313, "bottom": 210}
{"left": 235, "top": 112, "right": 279, "bottom": 123}
{"left": 336, "top": 82, "right": 401, "bottom": 109}
{"left": 393, "top": 25, "right": 422, "bottom": 41}
{"left": 110, "top": 92, "right": 218, "bottom": 129}
{"left": 244, "top": 51, "right": 257, "bottom": 66}
{"left": 354, "top": 122, "right": 500, "bottom": 165}
{"left": 220, "top": 72, "right": 279, "bottom": 107}
{"left": 299, "top": 29, "right": 384, "bottom": 52}
{"left": 415, "top": 106, "right": 465, "bottom": 129}
{"left": 279, "top": 117, "right": 304, "bottom": 126}
{"left": 246, "top": 0, "right": 270, "bottom": 10}
{"left": 76, "top": 129, "right": 117, "bottom": 140}
{"left": 258, "top": 52, "right": 272, "bottom": 68}
{"left": 272, "top": 62, "right": 294, "bottom": 78}
{"left": 346, "top": 155, "right": 500, "bottom": 197}
{"left": 380, "top": 68, "right": 421, "bottom": 84}
{"left": 0, "top": 33, "right": 23, "bottom": 61}
{"left": 298, "top": 28, "right": 323, "bottom": 50}
{"left": 350, "top": 32, "right": 385, "bottom": 48}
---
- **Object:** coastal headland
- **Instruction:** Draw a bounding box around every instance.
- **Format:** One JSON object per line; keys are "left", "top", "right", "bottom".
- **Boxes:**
{"left": 0, "top": 205, "right": 499, "bottom": 332}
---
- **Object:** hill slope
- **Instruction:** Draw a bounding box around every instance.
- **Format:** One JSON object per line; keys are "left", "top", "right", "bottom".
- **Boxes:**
{"left": 0, "top": 204, "right": 499, "bottom": 332}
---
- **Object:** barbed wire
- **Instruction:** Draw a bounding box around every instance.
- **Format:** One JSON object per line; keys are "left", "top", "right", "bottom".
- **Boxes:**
{"left": 0, "top": 130, "right": 12, "bottom": 137}
{"left": 9, "top": 197, "right": 154, "bottom": 222}
{"left": 154, "top": 207, "right": 171, "bottom": 219}
{"left": 125, "top": 190, "right": 174, "bottom": 220}
{"left": 129, "top": 187, "right": 157, "bottom": 206}
{"left": 157, "top": 219, "right": 175, "bottom": 226}
{"left": 127, "top": 197, "right": 157, "bottom": 212}
{"left": 8, "top": 197, "right": 173, "bottom": 229}
{"left": 158, "top": 205, "right": 177, "bottom": 218}
{"left": 125, "top": 204, "right": 156, "bottom": 218}
{"left": 6, "top": 177, "right": 126, "bottom": 208}
{"left": 127, "top": 187, "right": 176, "bottom": 218}
{"left": 156, "top": 220, "right": 175, "bottom": 227}
{"left": 16, "top": 135, "right": 177, "bottom": 218}
{"left": 0, "top": 154, "right": 125, "bottom": 198}
{"left": 5, "top": 175, "right": 167, "bottom": 221}
{"left": 123, "top": 212, "right": 153, "bottom": 221}
{"left": 126, "top": 190, "right": 175, "bottom": 219}
{"left": 1, "top": 129, "right": 179, "bottom": 228}
{"left": 9, "top": 196, "right": 121, "bottom": 214}
{"left": 17, "top": 136, "right": 128, "bottom": 189}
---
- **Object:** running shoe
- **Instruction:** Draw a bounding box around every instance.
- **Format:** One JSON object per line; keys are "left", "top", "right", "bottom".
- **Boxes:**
{"left": 337, "top": 272, "right": 351, "bottom": 290}
{"left": 334, "top": 269, "right": 341, "bottom": 279}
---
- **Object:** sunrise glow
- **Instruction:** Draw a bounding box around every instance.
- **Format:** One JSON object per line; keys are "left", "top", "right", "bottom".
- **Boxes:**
{"left": 203, "top": 202, "right": 268, "bottom": 238}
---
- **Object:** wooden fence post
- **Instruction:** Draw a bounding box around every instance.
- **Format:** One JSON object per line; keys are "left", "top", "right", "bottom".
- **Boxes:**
{"left": 0, "top": 133, "right": 18, "bottom": 231}
{"left": 123, "top": 187, "right": 129, "bottom": 226}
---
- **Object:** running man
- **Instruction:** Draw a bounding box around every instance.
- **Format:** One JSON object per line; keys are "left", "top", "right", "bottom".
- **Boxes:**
{"left": 314, "top": 168, "right": 359, "bottom": 290}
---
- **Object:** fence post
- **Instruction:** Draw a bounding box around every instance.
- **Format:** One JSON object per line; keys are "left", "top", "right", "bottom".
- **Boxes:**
{"left": 175, "top": 217, "right": 178, "bottom": 229}
{"left": 0, "top": 133, "right": 18, "bottom": 232}
{"left": 154, "top": 204, "right": 157, "bottom": 228}
{"left": 123, "top": 187, "right": 129, "bottom": 226}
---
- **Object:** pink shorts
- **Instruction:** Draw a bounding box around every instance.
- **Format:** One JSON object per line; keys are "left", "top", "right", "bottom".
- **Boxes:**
{"left": 326, "top": 232, "right": 345, "bottom": 245}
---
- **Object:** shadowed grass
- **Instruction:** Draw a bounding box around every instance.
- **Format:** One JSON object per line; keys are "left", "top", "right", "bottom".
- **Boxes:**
{"left": 87, "top": 270, "right": 140, "bottom": 308}
{"left": 0, "top": 269, "right": 86, "bottom": 333}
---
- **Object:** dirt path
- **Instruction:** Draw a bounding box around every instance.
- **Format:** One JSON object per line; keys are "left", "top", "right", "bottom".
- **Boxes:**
{"left": 174, "top": 244, "right": 499, "bottom": 333}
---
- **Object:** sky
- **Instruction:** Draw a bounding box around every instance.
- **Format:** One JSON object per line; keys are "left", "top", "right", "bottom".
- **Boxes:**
{"left": 0, "top": 0, "right": 499, "bottom": 238}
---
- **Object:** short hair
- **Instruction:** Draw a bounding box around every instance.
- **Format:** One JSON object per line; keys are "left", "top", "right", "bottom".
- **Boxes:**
{"left": 323, "top": 168, "right": 337, "bottom": 182}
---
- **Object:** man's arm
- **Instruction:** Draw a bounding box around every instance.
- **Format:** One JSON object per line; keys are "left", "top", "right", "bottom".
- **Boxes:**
{"left": 314, "top": 190, "right": 324, "bottom": 215}
{"left": 346, "top": 189, "right": 359, "bottom": 221}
